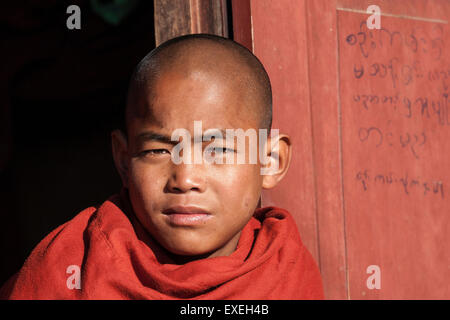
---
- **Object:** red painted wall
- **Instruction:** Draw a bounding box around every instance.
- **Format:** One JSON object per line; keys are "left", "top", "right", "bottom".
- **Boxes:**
{"left": 233, "top": 0, "right": 450, "bottom": 299}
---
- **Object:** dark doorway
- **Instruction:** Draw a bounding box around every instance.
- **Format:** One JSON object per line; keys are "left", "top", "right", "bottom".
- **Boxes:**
{"left": 1, "top": 0, "right": 156, "bottom": 285}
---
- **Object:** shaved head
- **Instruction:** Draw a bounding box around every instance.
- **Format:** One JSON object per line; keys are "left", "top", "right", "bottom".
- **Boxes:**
{"left": 112, "top": 35, "right": 293, "bottom": 261}
{"left": 125, "top": 34, "right": 272, "bottom": 134}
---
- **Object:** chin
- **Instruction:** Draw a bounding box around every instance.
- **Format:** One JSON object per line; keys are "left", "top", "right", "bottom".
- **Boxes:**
{"left": 164, "top": 241, "right": 215, "bottom": 257}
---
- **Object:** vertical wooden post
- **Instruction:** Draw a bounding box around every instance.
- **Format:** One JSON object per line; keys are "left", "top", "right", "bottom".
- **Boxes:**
{"left": 231, "top": 0, "right": 252, "bottom": 50}
{"left": 154, "top": 0, "right": 229, "bottom": 46}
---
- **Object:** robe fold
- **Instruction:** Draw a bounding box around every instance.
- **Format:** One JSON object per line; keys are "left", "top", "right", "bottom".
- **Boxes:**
{"left": 1, "top": 190, "right": 324, "bottom": 299}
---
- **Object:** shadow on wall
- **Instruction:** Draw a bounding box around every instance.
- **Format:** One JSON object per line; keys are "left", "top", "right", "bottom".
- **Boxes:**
{"left": 0, "top": 0, "right": 156, "bottom": 285}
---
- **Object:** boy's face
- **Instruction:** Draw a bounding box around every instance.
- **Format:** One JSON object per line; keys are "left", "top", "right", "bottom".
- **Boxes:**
{"left": 124, "top": 69, "right": 264, "bottom": 258}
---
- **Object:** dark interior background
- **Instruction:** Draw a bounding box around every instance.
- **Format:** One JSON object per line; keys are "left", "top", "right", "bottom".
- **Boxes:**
{"left": 0, "top": 0, "right": 156, "bottom": 285}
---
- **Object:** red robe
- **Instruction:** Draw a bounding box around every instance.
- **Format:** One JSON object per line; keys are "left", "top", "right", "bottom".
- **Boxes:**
{"left": 0, "top": 190, "right": 324, "bottom": 299}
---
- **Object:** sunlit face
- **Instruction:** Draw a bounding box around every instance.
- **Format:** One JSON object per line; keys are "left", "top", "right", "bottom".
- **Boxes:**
{"left": 125, "top": 69, "right": 264, "bottom": 258}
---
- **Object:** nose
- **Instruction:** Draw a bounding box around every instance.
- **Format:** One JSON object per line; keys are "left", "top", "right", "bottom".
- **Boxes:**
{"left": 165, "top": 163, "right": 206, "bottom": 194}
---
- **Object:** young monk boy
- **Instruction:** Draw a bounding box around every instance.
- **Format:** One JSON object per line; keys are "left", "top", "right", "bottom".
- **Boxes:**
{"left": 0, "top": 34, "right": 324, "bottom": 299}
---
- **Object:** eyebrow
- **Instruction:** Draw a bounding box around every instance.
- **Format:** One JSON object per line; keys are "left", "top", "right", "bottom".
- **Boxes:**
{"left": 137, "top": 129, "right": 229, "bottom": 144}
{"left": 202, "top": 128, "right": 227, "bottom": 140}
{"left": 137, "top": 131, "right": 177, "bottom": 145}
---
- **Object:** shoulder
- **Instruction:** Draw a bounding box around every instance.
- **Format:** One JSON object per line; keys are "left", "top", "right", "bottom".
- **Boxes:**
{"left": 1, "top": 203, "right": 101, "bottom": 299}
{"left": 35, "top": 205, "right": 98, "bottom": 259}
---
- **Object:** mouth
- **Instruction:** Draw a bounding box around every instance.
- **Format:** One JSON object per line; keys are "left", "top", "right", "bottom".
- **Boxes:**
{"left": 162, "top": 205, "right": 212, "bottom": 226}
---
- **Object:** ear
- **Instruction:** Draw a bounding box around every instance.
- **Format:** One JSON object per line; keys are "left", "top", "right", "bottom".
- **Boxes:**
{"left": 261, "top": 133, "right": 292, "bottom": 189}
{"left": 111, "top": 129, "right": 130, "bottom": 188}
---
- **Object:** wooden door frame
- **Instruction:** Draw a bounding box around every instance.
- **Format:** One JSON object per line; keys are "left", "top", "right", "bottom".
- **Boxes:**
{"left": 154, "top": 0, "right": 229, "bottom": 45}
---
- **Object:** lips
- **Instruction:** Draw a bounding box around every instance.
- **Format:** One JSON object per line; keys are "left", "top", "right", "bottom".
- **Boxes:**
{"left": 162, "top": 206, "right": 212, "bottom": 226}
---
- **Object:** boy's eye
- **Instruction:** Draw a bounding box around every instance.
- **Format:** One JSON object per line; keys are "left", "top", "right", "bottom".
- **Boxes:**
{"left": 140, "top": 149, "right": 170, "bottom": 156}
{"left": 205, "top": 147, "right": 235, "bottom": 155}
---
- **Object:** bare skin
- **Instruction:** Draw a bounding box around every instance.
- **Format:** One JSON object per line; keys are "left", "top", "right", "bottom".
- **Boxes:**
{"left": 112, "top": 44, "right": 292, "bottom": 264}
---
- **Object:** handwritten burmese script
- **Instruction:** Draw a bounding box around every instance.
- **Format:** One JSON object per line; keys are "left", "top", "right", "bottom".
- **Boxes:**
{"left": 341, "top": 18, "right": 448, "bottom": 199}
